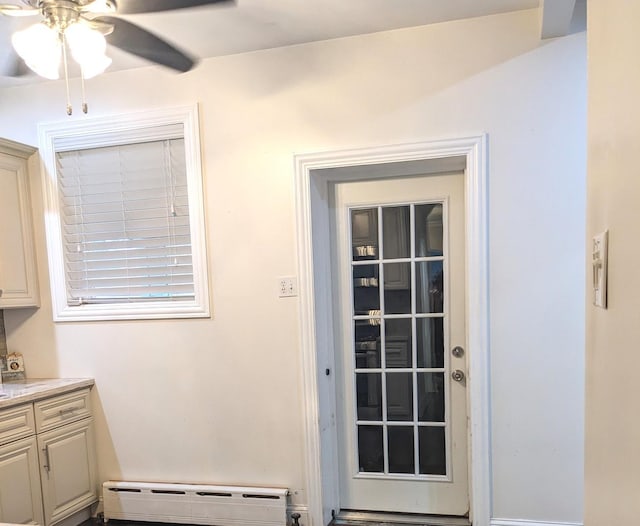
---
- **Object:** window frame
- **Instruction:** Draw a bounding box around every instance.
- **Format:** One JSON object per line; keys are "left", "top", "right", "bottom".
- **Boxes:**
{"left": 38, "top": 104, "right": 210, "bottom": 321}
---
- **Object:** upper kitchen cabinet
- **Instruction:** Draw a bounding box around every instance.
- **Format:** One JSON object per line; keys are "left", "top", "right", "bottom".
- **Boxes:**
{"left": 0, "top": 138, "right": 40, "bottom": 308}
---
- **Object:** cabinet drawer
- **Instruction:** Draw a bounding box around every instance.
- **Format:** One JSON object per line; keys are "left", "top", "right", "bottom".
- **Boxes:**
{"left": 0, "top": 404, "right": 35, "bottom": 445}
{"left": 34, "top": 389, "right": 91, "bottom": 432}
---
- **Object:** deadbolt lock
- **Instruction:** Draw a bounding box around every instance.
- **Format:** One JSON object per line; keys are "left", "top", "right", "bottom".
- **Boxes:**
{"left": 452, "top": 346, "right": 464, "bottom": 358}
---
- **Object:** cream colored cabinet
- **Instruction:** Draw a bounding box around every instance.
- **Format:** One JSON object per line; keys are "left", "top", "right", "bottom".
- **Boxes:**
{"left": 0, "top": 138, "right": 39, "bottom": 308}
{"left": 35, "top": 390, "right": 98, "bottom": 526}
{"left": 38, "top": 418, "right": 97, "bottom": 525}
{"left": 0, "top": 436, "right": 44, "bottom": 525}
{"left": 0, "top": 403, "right": 43, "bottom": 525}
{"left": 0, "top": 388, "right": 97, "bottom": 526}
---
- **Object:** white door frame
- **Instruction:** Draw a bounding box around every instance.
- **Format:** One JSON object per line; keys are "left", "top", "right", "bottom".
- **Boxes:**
{"left": 294, "top": 135, "right": 490, "bottom": 526}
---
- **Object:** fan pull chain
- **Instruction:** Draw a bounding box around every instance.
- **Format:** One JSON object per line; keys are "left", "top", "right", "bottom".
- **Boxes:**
{"left": 80, "top": 70, "right": 88, "bottom": 114}
{"left": 61, "top": 33, "right": 72, "bottom": 116}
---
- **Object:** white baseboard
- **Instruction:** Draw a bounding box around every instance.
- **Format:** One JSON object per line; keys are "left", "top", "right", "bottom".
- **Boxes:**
{"left": 491, "top": 519, "right": 583, "bottom": 526}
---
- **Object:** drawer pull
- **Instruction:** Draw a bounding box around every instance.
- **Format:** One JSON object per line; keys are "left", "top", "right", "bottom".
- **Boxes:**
{"left": 59, "top": 407, "right": 78, "bottom": 416}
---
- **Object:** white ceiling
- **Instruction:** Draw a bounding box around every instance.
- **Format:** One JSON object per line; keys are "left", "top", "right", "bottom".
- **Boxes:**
{"left": 0, "top": 0, "right": 565, "bottom": 88}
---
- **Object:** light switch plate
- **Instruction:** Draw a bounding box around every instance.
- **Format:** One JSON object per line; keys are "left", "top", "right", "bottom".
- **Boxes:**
{"left": 278, "top": 276, "right": 298, "bottom": 297}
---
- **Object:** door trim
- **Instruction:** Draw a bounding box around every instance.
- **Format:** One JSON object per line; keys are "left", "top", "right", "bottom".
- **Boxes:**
{"left": 294, "top": 136, "right": 490, "bottom": 526}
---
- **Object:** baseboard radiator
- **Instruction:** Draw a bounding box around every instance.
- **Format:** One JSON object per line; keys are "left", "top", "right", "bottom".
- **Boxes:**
{"left": 103, "top": 481, "right": 289, "bottom": 526}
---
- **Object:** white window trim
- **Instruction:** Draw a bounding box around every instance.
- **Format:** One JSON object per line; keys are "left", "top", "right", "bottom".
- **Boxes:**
{"left": 38, "top": 104, "right": 211, "bottom": 321}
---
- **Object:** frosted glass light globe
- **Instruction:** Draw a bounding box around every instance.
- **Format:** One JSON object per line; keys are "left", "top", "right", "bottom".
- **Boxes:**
{"left": 65, "top": 22, "right": 112, "bottom": 78}
{"left": 12, "top": 23, "right": 61, "bottom": 79}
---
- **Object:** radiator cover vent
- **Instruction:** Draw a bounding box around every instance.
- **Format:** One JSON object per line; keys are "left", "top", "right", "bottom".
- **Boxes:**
{"left": 103, "top": 481, "right": 289, "bottom": 526}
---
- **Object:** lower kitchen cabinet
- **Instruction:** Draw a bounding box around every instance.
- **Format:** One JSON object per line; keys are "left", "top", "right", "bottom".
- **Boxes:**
{"left": 0, "top": 436, "right": 44, "bottom": 525}
{"left": 0, "top": 386, "right": 98, "bottom": 526}
{"left": 39, "top": 418, "right": 98, "bottom": 526}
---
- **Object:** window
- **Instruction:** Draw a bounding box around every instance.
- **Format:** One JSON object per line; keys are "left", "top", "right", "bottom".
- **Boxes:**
{"left": 39, "top": 105, "right": 210, "bottom": 321}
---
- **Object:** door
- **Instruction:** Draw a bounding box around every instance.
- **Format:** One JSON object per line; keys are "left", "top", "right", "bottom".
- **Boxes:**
{"left": 38, "top": 418, "right": 98, "bottom": 525}
{"left": 0, "top": 436, "right": 44, "bottom": 525}
{"left": 333, "top": 172, "right": 468, "bottom": 516}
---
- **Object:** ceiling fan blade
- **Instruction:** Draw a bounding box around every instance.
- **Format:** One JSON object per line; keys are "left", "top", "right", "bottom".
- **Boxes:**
{"left": 82, "top": 0, "right": 117, "bottom": 14}
{"left": 0, "top": 48, "right": 29, "bottom": 77}
{"left": 113, "top": 0, "right": 233, "bottom": 15}
{"left": 94, "top": 16, "right": 195, "bottom": 72}
{"left": 0, "top": 4, "right": 39, "bottom": 16}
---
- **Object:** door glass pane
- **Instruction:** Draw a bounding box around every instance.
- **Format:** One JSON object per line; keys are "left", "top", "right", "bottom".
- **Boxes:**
{"left": 388, "top": 426, "right": 414, "bottom": 474}
{"left": 416, "top": 317, "right": 444, "bottom": 368}
{"left": 385, "top": 318, "right": 412, "bottom": 368}
{"left": 415, "top": 261, "right": 443, "bottom": 313}
{"left": 355, "top": 319, "right": 381, "bottom": 368}
{"left": 417, "top": 372, "right": 445, "bottom": 422}
{"left": 358, "top": 425, "right": 384, "bottom": 472}
{"left": 349, "top": 200, "right": 451, "bottom": 481}
{"left": 418, "top": 426, "right": 446, "bottom": 475}
{"left": 383, "top": 262, "right": 411, "bottom": 314}
{"left": 415, "top": 204, "right": 443, "bottom": 257}
{"left": 386, "top": 372, "right": 413, "bottom": 421}
{"left": 356, "top": 373, "right": 382, "bottom": 421}
{"left": 353, "top": 265, "right": 380, "bottom": 315}
{"left": 382, "top": 206, "right": 410, "bottom": 259}
{"left": 351, "top": 208, "right": 378, "bottom": 261}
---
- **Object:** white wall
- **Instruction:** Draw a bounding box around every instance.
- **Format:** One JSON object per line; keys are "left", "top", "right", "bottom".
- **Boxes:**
{"left": 0, "top": 9, "right": 585, "bottom": 524}
{"left": 585, "top": 3, "right": 640, "bottom": 525}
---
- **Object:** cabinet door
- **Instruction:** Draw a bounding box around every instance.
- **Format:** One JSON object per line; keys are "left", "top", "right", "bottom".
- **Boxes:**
{"left": 38, "top": 418, "right": 98, "bottom": 526}
{"left": 0, "top": 149, "right": 39, "bottom": 308}
{"left": 0, "top": 436, "right": 44, "bottom": 525}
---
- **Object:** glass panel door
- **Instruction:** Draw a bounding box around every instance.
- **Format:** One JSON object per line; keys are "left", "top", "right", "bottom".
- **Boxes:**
{"left": 350, "top": 203, "right": 447, "bottom": 478}
{"left": 334, "top": 172, "right": 468, "bottom": 516}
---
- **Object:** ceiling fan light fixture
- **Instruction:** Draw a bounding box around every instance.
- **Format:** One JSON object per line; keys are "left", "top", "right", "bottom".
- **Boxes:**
{"left": 65, "top": 21, "right": 112, "bottom": 78}
{"left": 11, "top": 22, "right": 61, "bottom": 80}
{"left": 78, "top": 53, "right": 112, "bottom": 79}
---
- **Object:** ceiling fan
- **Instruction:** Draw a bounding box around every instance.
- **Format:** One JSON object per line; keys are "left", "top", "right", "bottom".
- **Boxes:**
{"left": 0, "top": 0, "right": 234, "bottom": 112}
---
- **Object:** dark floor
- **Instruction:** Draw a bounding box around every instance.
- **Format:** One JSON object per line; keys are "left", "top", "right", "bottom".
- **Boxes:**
{"left": 82, "top": 520, "right": 203, "bottom": 526}
{"left": 82, "top": 514, "right": 469, "bottom": 526}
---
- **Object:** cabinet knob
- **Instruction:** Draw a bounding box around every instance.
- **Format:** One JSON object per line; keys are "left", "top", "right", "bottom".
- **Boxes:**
{"left": 0, "top": 289, "right": 3, "bottom": 297}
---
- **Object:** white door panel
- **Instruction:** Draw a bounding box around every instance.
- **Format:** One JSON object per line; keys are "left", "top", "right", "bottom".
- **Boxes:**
{"left": 333, "top": 173, "right": 468, "bottom": 516}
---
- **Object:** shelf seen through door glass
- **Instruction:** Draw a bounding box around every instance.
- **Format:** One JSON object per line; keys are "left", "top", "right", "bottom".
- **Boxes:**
{"left": 351, "top": 208, "right": 378, "bottom": 261}
{"left": 355, "top": 319, "right": 381, "bottom": 368}
{"left": 353, "top": 264, "right": 380, "bottom": 315}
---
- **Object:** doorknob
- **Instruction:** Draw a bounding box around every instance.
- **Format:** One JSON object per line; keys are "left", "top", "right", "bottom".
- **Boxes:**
{"left": 451, "top": 369, "right": 465, "bottom": 382}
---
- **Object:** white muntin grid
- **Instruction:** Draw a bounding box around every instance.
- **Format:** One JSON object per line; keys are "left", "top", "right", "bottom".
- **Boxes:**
{"left": 348, "top": 199, "right": 452, "bottom": 481}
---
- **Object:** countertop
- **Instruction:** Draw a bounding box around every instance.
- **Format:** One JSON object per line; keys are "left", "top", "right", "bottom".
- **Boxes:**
{"left": 0, "top": 378, "right": 94, "bottom": 409}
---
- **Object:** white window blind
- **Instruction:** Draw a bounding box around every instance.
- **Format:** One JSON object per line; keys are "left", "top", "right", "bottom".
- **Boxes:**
{"left": 56, "top": 138, "right": 194, "bottom": 305}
